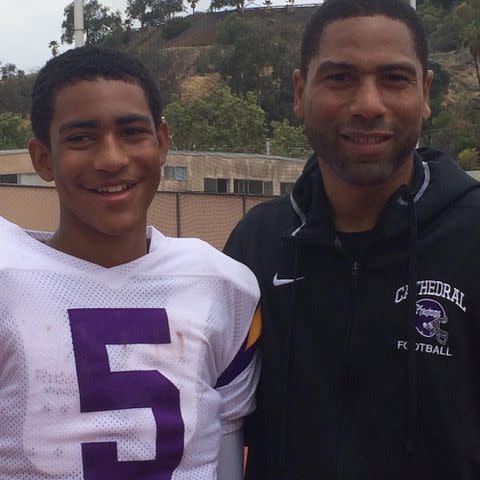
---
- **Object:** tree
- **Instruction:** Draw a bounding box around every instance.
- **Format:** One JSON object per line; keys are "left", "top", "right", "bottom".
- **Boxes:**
{"left": 430, "top": 0, "right": 461, "bottom": 8}
{"left": 420, "top": 60, "right": 451, "bottom": 149}
{"left": 185, "top": 0, "right": 199, "bottom": 13}
{"left": 458, "top": 147, "right": 480, "bottom": 170}
{"left": 209, "top": 15, "right": 299, "bottom": 124}
{"left": 210, "top": 0, "right": 247, "bottom": 14}
{"left": 0, "top": 112, "right": 32, "bottom": 150}
{"left": 454, "top": 0, "right": 480, "bottom": 89}
{"left": 164, "top": 84, "right": 267, "bottom": 153}
{"left": 426, "top": 61, "right": 450, "bottom": 119}
{"left": 126, "top": 0, "right": 148, "bottom": 27}
{"left": 418, "top": 1, "right": 461, "bottom": 51}
{"left": 0, "top": 63, "right": 22, "bottom": 80}
{"left": 215, "top": 16, "right": 274, "bottom": 95}
{"left": 126, "top": 0, "right": 184, "bottom": 28}
{"left": 463, "top": 24, "right": 480, "bottom": 88}
{"left": 270, "top": 119, "right": 310, "bottom": 158}
{"left": 61, "top": 0, "right": 124, "bottom": 45}
{"left": 49, "top": 40, "right": 60, "bottom": 57}
{"left": 0, "top": 74, "right": 36, "bottom": 116}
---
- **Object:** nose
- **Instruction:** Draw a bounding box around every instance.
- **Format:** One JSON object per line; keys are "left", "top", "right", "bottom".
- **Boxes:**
{"left": 349, "top": 77, "right": 387, "bottom": 120}
{"left": 93, "top": 134, "right": 128, "bottom": 172}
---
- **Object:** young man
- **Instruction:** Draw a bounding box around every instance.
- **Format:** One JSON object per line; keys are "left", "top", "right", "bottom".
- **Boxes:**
{"left": 225, "top": 0, "right": 480, "bottom": 479}
{"left": 0, "top": 46, "right": 260, "bottom": 479}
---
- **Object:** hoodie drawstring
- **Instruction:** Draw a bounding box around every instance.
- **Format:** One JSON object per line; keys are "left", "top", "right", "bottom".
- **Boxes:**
{"left": 403, "top": 188, "right": 419, "bottom": 458}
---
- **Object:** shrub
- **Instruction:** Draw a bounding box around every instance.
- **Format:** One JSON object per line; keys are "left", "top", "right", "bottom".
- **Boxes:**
{"left": 457, "top": 147, "right": 480, "bottom": 170}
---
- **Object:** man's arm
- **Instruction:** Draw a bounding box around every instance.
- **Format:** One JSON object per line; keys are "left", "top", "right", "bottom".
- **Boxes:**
{"left": 217, "top": 429, "right": 244, "bottom": 480}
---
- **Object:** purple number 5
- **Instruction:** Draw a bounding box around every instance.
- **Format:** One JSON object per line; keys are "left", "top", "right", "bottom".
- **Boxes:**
{"left": 68, "top": 308, "right": 184, "bottom": 480}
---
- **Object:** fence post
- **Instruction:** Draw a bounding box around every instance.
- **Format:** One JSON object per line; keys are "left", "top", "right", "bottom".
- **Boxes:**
{"left": 176, "top": 192, "right": 181, "bottom": 237}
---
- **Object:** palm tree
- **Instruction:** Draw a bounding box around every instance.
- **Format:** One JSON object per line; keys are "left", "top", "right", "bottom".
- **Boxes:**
{"left": 49, "top": 40, "right": 60, "bottom": 57}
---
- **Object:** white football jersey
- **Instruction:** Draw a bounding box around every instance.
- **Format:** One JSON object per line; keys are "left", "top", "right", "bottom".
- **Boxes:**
{"left": 0, "top": 217, "right": 261, "bottom": 480}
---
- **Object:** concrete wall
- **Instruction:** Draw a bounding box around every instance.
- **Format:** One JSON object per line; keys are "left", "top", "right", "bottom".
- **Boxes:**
{"left": 0, "top": 150, "right": 33, "bottom": 174}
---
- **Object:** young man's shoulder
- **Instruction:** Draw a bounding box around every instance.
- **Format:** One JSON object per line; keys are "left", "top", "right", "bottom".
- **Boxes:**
{"left": 0, "top": 217, "right": 34, "bottom": 264}
{"left": 0, "top": 215, "right": 22, "bottom": 237}
{"left": 150, "top": 228, "right": 260, "bottom": 299}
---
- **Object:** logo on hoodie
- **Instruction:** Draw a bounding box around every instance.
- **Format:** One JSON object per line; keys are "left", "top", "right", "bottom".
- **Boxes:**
{"left": 415, "top": 298, "right": 448, "bottom": 345}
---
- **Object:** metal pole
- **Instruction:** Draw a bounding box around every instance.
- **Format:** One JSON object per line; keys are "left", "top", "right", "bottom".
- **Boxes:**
{"left": 176, "top": 192, "right": 181, "bottom": 237}
{"left": 74, "top": 0, "right": 85, "bottom": 47}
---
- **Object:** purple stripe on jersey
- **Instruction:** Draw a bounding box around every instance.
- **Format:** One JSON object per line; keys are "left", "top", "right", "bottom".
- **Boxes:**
{"left": 215, "top": 335, "right": 258, "bottom": 388}
{"left": 68, "top": 308, "right": 184, "bottom": 479}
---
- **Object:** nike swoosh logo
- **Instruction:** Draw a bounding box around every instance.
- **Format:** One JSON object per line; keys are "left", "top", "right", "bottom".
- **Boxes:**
{"left": 273, "top": 273, "right": 305, "bottom": 287}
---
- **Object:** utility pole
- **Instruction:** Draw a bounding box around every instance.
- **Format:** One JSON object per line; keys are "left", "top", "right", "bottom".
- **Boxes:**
{"left": 74, "top": 0, "right": 85, "bottom": 47}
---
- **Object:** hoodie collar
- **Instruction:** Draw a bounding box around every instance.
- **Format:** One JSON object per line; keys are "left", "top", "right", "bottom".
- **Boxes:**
{"left": 289, "top": 148, "right": 480, "bottom": 243}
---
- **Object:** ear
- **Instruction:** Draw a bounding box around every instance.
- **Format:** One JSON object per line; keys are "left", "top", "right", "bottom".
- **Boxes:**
{"left": 293, "top": 69, "right": 306, "bottom": 120}
{"left": 422, "top": 69, "right": 434, "bottom": 122}
{"left": 28, "top": 138, "right": 55, "bottom": 182}
{"left": 156, "top": 118, "right": 169, "bottom": 167}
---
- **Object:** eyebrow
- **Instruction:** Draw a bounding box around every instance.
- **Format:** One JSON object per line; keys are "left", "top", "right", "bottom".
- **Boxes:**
{"left": 377, "top": 63, "right": 418, "bottom": 76}
{"left": 58, "top": 114, "right": 152, "bottom": 134}
{"left": 314, "top": 61, "right": 418, "bottom": 77}
{"left": 59, "top": 119, "right": 97, "bottom": 134}
{"left": 314, "top": 61, "right": 356, "bottom": 76}
{"left": 115, "top": 114, "right": 152, "bottom": 126}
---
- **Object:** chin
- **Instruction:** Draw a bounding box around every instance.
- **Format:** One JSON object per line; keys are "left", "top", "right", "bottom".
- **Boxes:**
{"left": 341, "top": 169, "right": 397, "bottom": 187}
{"left": 92, "top": 220, "right": 143, "bottom": 238}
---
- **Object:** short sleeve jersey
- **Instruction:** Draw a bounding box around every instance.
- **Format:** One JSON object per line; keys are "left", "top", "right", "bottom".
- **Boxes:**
{"left": 0, "top": 217, "right": 261, "bottom": 479}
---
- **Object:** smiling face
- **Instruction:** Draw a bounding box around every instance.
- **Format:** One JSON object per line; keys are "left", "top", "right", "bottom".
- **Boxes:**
{"left": 29, "top": 78, "right": 168, "bottom": 240}
{"left": 294, "top": 15, "right": 433, "bottom": 186}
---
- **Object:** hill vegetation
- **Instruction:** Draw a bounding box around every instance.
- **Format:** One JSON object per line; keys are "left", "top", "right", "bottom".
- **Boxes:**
{"left": 1, "top": 0, "right": 480, "bottom": 167}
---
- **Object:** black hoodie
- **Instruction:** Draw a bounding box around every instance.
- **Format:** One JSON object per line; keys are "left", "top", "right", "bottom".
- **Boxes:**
{"left": 224, "top": 148, "right": 480, "bottom": 480}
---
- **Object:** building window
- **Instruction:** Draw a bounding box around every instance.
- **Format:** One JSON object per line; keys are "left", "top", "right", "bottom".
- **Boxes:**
{"left": 0, "top": 174, "right": 18, "bottom": 184}
{"left": 280, "top": 182, "right": 295, "bottom": 195}
{"left": 234, "top": 179, "right": 273, "bottom": 196}
{"left": 164, "top": 165, "right": 187, "bottom": 181}
{"left": 204, "top": 178, "right": 229, "bottom": 194}
{"left": 264, "top": 182, "right": 273, "bottom": 196}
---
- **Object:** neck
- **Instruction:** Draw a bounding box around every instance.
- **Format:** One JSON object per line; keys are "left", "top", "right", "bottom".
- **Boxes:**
{"left": 319, "top": 157, "right": 414, "bottom": 233}
{"left": 49, "top": 217, "right": 148, "bottom": 268}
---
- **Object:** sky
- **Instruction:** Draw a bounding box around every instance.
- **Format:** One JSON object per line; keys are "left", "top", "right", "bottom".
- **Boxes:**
{"left": 1, "top": 0, "right": 319, "bottom": 73}
{"left": 1, "top": 0, "right": 71, "bottom": 73}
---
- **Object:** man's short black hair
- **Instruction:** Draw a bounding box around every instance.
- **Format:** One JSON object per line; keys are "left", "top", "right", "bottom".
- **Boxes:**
{"left": 31, "top": 46, "right": 162, "bottom": 146}
{"left": 300, "top": 0, "right": 428, "bottom": 79}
